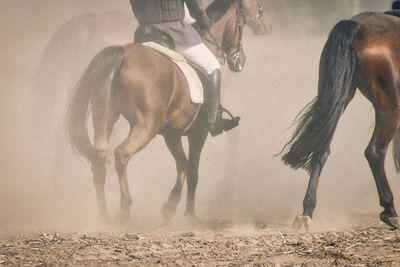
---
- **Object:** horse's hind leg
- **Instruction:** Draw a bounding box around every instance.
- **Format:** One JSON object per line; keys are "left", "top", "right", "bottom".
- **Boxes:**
{"left": 293, "top": 149, "right": 330, "bottom": 230}
{"left": 114, "top": 123, "right": 158, "bottom": 222}
{"left": 161, "top": 134, "right": 188, "bottom": 222}
{"left": 294, "top": 84, "right": 356, "bottom": 230}
{"left": 365, "top": 110, "right": 400, "bottom": 229}
{"left": 91, "top": 103, "right": 120, "bottom": 222}
{"left": 185, "top": 129, "right": 208, "bottom": 222}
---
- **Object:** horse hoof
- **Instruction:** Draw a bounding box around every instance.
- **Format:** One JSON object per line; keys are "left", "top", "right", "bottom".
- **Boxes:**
{"left": 380, "top": 213, "right": 399, "bottom": 229}
{"left": 293, "top": 215, "right": 312, "bottom": 231}
{"left": 161, "top": 202, "right": 176, "bottom": 222}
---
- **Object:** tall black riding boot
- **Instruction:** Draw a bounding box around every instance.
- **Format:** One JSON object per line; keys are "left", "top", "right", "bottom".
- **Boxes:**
{"left": 205, "top": 69, "right": 240, "bottom": 137}
{"left": 206, "top": 69, "right": 222, "bottom": 136}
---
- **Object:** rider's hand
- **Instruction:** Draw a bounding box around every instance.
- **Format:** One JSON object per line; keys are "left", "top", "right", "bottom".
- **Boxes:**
{"left": 198, "top": 13, "right": 211, "bottom": 31}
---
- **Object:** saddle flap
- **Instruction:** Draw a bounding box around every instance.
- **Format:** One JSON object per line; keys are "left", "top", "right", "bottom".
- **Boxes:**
{"left": 141, "top": 42, "right": 204, "bottom": 104}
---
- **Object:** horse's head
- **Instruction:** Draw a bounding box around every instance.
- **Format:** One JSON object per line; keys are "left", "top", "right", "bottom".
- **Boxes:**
{"left": 240, "top": 0, "right": 272, "bottom": 35}
{"left": 204, "top": 0, "right": 247, "bottom": 72}
{"left": 223, "top": 1, "right": 247, "bottom": 72}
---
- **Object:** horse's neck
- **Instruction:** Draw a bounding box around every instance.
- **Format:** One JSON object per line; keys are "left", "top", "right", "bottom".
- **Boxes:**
{"left": 205, "top": 4, "right": 236, "bottom": 57}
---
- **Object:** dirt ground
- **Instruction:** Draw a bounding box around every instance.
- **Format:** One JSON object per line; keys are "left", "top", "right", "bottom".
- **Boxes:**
{"left": 2, "top": 1, "right": 400, "bottom": 266}
{"left": 1, "top": 219, "right": 399, "bottom": 266}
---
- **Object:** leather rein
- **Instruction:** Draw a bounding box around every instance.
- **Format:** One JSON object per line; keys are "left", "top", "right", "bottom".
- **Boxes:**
{"left": 202, "top": 0, "right": 246, "bottom": 64}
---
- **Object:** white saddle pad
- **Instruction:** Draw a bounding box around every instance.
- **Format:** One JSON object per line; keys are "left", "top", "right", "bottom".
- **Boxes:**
{"left": 142, "top": 42, "right": 204, "bottom": 103}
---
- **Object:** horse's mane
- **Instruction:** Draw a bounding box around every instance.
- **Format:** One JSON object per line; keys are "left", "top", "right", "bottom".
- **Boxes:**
{"left": 206, "top": 0, "right": 235, "bottom": 25}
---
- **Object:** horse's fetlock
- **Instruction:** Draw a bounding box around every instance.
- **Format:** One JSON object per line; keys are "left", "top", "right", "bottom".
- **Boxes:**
{"left": 381, "top": 196, "right": 394, "bottom": 208}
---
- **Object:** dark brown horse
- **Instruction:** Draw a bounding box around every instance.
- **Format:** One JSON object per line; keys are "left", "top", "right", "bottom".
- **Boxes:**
{"left": 68, "top": 0, "right": 251, "bottom": 223}
{"left": 282, "top": 12, "right": 400, "bottom": 230}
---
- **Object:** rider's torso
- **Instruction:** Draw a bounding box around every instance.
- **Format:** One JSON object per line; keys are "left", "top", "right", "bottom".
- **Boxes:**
{"left": 130, "top": 0, "right": 185, "bottom": 24}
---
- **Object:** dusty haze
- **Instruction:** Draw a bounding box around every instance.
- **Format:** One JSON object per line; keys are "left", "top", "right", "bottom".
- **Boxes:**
{"left": 0, "top": 0, "right": 397, "bottom": 236}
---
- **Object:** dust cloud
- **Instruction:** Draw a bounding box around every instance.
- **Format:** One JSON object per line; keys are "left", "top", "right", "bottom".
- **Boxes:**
{"left": 0, "top": 0, "right": 397, "bottom": 237}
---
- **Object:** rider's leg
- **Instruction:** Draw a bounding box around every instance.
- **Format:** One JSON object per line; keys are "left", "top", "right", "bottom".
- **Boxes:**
{"left": 178, "top": 42, "right": 220, "bottom": 74}
{"left": 179, "top": 43, "right": 239, "bottom": 136}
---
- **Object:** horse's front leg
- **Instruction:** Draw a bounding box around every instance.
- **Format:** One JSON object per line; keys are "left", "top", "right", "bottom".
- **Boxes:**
{"left": 161, "top": 134, "right": 188, "bottom": 222}
{"left": 185, "top": 129, "right": 208, "bottom": 222}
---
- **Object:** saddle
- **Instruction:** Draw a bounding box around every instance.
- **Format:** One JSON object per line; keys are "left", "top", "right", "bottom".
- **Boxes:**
{"left": 134, "top": 25, "right": 176, "bottom": 49}
{"left": 134, "top": 27, "right": 240, "bottom": 133}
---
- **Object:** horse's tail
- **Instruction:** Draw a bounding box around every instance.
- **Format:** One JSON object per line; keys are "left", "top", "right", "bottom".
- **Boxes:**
{"left": 282, "top": 20, "right": 359, "bottom": 173}
{"left": 392, "top": 128, "right": 400, "bottom": 172}
{"left": 67, "top": 46, "right": 125, "bottom": 161}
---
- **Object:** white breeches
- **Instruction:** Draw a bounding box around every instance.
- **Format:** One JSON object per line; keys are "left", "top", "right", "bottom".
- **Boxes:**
{"left": 179, "top": 3, "right": 220, "bottom": 74}
{"left": 177, "top": 43, "right": 221, "bottom": 74}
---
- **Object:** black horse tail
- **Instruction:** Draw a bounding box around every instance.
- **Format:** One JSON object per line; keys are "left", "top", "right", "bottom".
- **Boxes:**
{"left": 67, "top": 46, "right": 124, "bottom": 161}
{"left": 392, "top": 128, "right": 400, "bottom": 172}
{"left": 282, "top": 20, "right": 359, "bottom": 173}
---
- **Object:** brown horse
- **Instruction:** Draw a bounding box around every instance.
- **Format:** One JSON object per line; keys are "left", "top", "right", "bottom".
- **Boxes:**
{"left": 31, "top": 0, "right": 270, "bottom": 201}
{"left": 68, "top": 0, "right": 252, "bottom": 223}
{"left": 282, "top": 12, "right": 400, "bottom": 230}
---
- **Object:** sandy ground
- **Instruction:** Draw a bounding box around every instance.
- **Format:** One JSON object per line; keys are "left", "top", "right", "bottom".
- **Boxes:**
{"left": 1, "top": 220, "right": 399, "bottom": 266}
{"left": 1, "top": 1, "right": 400, "bottom": 266}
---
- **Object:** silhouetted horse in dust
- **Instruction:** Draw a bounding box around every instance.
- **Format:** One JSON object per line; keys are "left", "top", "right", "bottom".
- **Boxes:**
{"left": 30, "top": 11, "right": 136, "bottom": 197}
{"left": 67, "top": 0, "right": 256, "bottom": 223}
{"left": 282, "top": 12, "right": 400, "bottom": 230}
{"left": 32, "top": 10, "right": 135, "bottom": 135}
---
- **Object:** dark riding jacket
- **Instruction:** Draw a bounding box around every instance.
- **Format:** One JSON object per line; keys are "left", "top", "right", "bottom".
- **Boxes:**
{"left": 130, "top": 0, "right": 207, "bottom": 25}
{"left": 130, "top": 0, "right": 207, "bottom": 48}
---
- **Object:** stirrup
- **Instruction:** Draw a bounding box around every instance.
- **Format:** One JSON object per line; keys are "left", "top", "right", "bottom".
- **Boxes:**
{"left": 221, "top": 116, "right": 240, "bottom": 131}
{"left": 209, "top": 106, "right": 240, "bottom": 136}
{"left": 220, "top": 106, "right": 240, "bottom": 131}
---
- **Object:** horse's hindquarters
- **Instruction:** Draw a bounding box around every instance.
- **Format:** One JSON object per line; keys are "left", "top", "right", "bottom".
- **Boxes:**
{"left": 119, "top": 44, "right": 200, "bottom": 133}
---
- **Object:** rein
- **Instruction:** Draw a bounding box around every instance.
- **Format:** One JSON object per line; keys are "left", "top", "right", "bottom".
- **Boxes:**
{"left": 202, "top": 0, "right": 245, "bottom": 64}
{"left": 245, "top": 0, "right": 264, "bottom": 28}
{"left": 225, "top": 1, "right": 244, "bottom": 67}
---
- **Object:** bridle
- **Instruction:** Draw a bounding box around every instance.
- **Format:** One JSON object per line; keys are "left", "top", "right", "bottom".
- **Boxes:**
{"left": 202, "top": 0, "right": 245, "bottom": 68}
{"left": 244, "top": 0, "right": 265, "bottom": 29}
{"left": 224, "top": 0, "right": 245, "bottom": 71}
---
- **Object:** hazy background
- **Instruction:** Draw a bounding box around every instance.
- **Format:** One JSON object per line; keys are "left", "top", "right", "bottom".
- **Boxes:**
{"left": 0, "top": 0, "right": 397, "bottom": 235}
